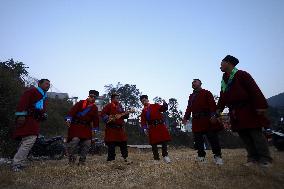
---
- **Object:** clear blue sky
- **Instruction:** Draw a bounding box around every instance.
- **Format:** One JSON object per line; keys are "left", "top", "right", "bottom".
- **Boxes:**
{"left": 1, "top": 0, "right": 284, "bottom": 111}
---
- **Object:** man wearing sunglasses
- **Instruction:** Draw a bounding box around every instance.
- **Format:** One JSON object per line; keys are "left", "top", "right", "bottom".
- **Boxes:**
{"left": 12, "top": 79, "right": 50, "bottom": 172}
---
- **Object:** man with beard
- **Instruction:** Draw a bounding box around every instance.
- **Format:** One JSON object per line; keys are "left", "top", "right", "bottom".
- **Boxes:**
{"left": 12, "top": 79, "right": 50, "bottom": 172}
{"left": 183, "top": 79, "right": 223, "bottom": 165}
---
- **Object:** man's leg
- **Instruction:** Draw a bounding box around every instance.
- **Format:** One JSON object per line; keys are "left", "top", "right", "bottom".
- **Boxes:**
{"left": 119, "top": 141, "right": 128, "bottom": 160}
{"left": 151, "top": 144, "right": 160, "bottom": 160}
{"left": 78, "top": 139, "right": 91, "bottom": 165}
{"left": 161, "top": 142, "right": 169, "bottom": 157}
{"left": 12, "top": 135, "right": 37, "bottom": 171}
{"left": 106, "top": 142, "right": 116, "bottom": 161}
{"left": 238, "top": 129, "right": 259, "bottom": 163}
{"left": 206, "top": 131, "right": 223, "bottom": 165}
{"left": 193, "top": 132, "right": 206, "bottom": 158}
{"left": 206, "top": 131, "right": 222, "bottom": 157}
{"left": 67, "top": 137, "right": 80, "bottom": 164}
{"left": 250, "top": 128, "right": 272, "bottom": 164}
{"left": 161, "top": 142, "right": 171, "bottom": 163}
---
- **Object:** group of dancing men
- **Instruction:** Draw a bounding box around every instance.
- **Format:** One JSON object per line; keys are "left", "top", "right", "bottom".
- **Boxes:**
{"left": 11, "top": 55, "right": 272, "bottom": 172}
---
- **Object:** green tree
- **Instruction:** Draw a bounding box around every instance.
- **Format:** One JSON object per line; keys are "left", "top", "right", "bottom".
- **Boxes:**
{"left": 153, "top": 96, "right": 163, "bottom": 104}
{"left": 0, "top": 59, "right": 28, "bottom": 157}
{"left": 168, "top": 98, "right": 183, "bottom": 132}
{"left": 40, "top": 98, "right": 73, "bottom": 137}
{"left": 104, "top": 82, "right": 142, "bottom": 117}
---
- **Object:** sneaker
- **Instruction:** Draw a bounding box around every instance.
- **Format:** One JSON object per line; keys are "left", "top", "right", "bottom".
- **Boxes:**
{"left": 153, "top": 157, "right": 160, "bottom": 161}
{"left": 11, "top": 164, "right": 24, "bottom": 172}
{"left": 243, "top": 160, "right": 257, "bottom": 167}
{"left": 196, "top": 156, "right": 206, "bottom": 163}
{"left": 78, "top": 161, "right": 86, "bottom": 166}
{"left": 258, "top": 162, "right": 272, "bottom": 168}
{"left": 214, "top": 156, "right": 224, "bottom": 165}
{"left": 124, "top": 158, "right": 133, "bottom": 164}
{"left": 68, "top": 157, "right": 76, "bottom": 165}
{"left": 163, "top": 156, "right": 171, "bottom": 164}
{"left": 107, "top": 158, "right": 115, "bottom": 162}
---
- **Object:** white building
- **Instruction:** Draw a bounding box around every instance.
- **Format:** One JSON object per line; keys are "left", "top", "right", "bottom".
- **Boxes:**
{"left": 47, "top": 92, "right": 69, "bottom": 100}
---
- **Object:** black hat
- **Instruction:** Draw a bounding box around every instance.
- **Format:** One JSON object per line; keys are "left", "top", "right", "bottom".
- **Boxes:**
{"left": 140, "top": 95, "right": 148, "bottom": 101}
{"left": 193, "top": 79, "right": 202, "bottom": 83}
{"left": 222, "top": 55, "right": 239, "bottom": 66}
{"left": 111, "top": 93, "right": 119, "bottom": 99}
{"left": 89, "top": 90, "right": 99, "bottom": 97}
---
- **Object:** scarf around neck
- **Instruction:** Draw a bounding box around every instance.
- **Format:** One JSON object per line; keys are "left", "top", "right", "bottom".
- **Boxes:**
{"left": 35, "top": 87, "right": 47, "bottom": 110}
{"left": 221, "top": 67, "right": 238, "bottom": 92}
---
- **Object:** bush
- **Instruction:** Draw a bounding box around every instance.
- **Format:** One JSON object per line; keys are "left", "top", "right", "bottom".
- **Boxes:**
{"left": 0, "top": 59, "right": 27, "bottom": 157}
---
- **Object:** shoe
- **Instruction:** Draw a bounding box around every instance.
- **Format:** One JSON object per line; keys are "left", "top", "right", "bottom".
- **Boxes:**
{"left": 163, "top": 156, "right": 171, "bottom": 164}
{"left": 153, "top": 154, "right": 160, "bottom": 160}
{"left": 11, "top": 164, "right": 24, "bottom": 172}
{"left": 78, "top": 161, "right": 86, "bottom": 166}
{"left": 196, "top": 156, "right": 206, "bottom": 163}
{"left": 68, "top": 156, "right": 76, "bottom": 165}
{"left": 258, "top": 162, "right": 272, "bottom": 168}
{"left": 243, "top": 160, "right": 257, "bottom": 167}
{"left": 214, "top": 156, "right": 224, "bottom": 165}
{"left": 107, "top": 158, "right": 115, "bottom": 162}
{"left": 124, "top": 158, "right": 133, "bottom": 164}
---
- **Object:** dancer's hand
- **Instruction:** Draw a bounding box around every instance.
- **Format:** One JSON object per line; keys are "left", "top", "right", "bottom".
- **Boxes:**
{"left": 144, "top": 129, "right": 148, "bottom": 136}
{"left": 210, "top": 116, "right": 218, "bottom": 124}
{"left": 66, "top": 119, "right": 71, "bottom": 127}
{"left": 17, "top": 116, "right": 26, "bottom": 125}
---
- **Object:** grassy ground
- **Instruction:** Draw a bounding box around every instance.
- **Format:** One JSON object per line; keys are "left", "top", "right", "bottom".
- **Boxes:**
{"left": 0, "top": 147, "right": 283, "bottom": 189}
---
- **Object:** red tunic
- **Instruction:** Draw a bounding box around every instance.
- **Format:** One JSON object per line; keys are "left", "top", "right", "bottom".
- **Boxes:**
{"left": 141, "top": 103, "right": 171, "bottom": 145}
{"left": 13, "top": 87, "right": 47, "bottom": 138}
{"left": 66, "top": 100, "right": 99, "bottom": 141}
{"left": 101, "top": 102, "right": 128, "bottom": 142}
{"left": 184, "top": 89, "right": 223, "bottom": 133}
{"left": 217, "top": 70, "right": 269, "bottom": 131}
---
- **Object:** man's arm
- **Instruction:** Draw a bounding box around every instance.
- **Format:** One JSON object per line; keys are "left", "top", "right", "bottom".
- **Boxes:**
{"left": 240, "top": 71, "right": 268, "bottom": 111}
{"left": 65, "top": 101, "right": 82, "bottom": 126}
{"left": 101, "top": 104, "right": 111, "bottom": 124}
{"left": 159, "top": 100, "right": 168, "bottom": 112}
{"left": 182, "top": 96, "right": 192, "bottom": 124}
{"left": 140, "top": 110, "right": 148, "bottom": 135}
{"left": 92, "top": 106, "right": 100, "bottom": 131}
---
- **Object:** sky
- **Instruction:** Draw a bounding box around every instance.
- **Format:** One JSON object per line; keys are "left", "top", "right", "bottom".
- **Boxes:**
{"left": 1, "top": 0, "right": 284, "bottom": 112}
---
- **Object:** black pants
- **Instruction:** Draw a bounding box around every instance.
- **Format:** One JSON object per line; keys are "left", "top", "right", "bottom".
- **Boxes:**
{"left": 151, "top": 142, "right": 168, "bottom": 160}
{"left": 106, "top": 141, "right": 128, "bottom": 161}
{"left": 193, "top": 131, "right": 221, "bottom": 157}
{"left": 238, "top": 128, "right": 272, "bottom": 163}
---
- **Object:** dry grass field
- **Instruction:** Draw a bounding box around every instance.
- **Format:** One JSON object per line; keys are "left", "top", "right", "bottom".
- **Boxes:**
{"left": 1, "top": 147, "right": 283, "bottom": 189}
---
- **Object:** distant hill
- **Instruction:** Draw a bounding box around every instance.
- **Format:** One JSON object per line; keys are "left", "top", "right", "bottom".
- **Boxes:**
{"left": 267, "top": 92, "right": 284, "bottom": 107}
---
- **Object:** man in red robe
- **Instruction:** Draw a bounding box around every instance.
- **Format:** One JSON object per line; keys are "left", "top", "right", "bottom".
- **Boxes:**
{"left": 101, "top": 93, "right": 130, "bottom": 162}
{"left": 12, "top": 79, "right": 50, "bottom": 172}
{"left": 140, "top": 95, "right": 171, "bottom": 163}
{"left": 217, "top": 55, "right": 272, "bottom": 167}
{"left": 65, "top": 90, "right": 99, "bottom": 165}
{"left": 183, "top": 79, "right": 223, "bottom": 165}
